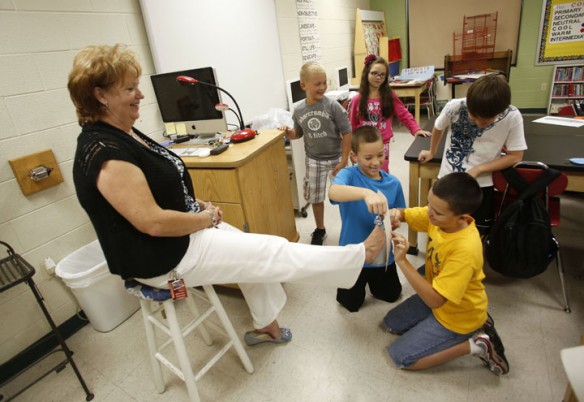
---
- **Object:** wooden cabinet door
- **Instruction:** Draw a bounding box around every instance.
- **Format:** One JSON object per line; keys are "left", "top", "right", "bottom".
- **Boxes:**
{"left": 188, "top": 169, "right": 241, "bottom": 203}
{"left": 215, "top": 202, "right": 246, "bottom": 232}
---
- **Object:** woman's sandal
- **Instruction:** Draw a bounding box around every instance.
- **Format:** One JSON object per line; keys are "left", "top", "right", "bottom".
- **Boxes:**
{"left": 244, "top": 327, "right": 292, "bottom": 346}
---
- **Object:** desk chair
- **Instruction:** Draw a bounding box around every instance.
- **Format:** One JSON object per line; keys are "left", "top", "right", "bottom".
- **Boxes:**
{"left": 432, "top": 77, "right": 449, "bottom": 114}
{"left": 403, "top": 77, "right": 436, "bottom": 119}
{"left": 125, "top": 280, "right": 254, "bottom": 402}
{"left": 492, "top": 161, "right": 570, "bottom": 313}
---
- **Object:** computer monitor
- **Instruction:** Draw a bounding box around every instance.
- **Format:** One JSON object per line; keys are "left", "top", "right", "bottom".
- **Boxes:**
{"left": 285, "top": 78, "right": 306, "bottom": 111}
{"left": 336, "top": 66, "right": 349, "bottom": 90}
{"left": 150, "top": 67, "right": 227, "bottom": 137}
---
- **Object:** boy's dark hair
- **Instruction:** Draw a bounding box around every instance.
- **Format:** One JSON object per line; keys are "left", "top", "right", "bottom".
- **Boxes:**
{"left": 431, "top": 173, "right": 482, "bottom": 215}
{"left": 466, "top": 75, "right": 511, "bottom": 119}
{"left": 357, "top": 56, "right": 394, "bottom": 120}
{"left": 351, "top": 126, "right": 382, "bottom": 153}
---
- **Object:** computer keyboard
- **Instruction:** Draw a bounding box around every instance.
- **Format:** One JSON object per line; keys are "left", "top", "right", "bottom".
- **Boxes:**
{"left": 172, "top": 147, "right": 211, "bottom": 157}
{"left": 188, "top": 134, "right": 221, "bottom": 145}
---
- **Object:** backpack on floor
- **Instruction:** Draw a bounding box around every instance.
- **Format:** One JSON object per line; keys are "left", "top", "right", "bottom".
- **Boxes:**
{"left": 485, "top": 167, "right": 560, "bottom": 279}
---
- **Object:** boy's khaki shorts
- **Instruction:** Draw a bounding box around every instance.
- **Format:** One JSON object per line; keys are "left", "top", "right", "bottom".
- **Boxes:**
{"left": 303, "top": 156, "right": 341, "bottom": 204}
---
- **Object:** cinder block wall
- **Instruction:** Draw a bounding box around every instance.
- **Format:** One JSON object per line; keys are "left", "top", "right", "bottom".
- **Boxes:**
{"left": 0, "top": 0, "right": 367, "bottom": 364}
{"left": 0, "top": 0, "right": 163, "bottom": 364}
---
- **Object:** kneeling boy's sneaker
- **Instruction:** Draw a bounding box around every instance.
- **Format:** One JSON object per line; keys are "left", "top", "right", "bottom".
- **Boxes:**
{"left": 473, "top": 332, "right": 509, "bottom": 375}
{"left": 482, "top": 313, "right": 505, "bottom": 352}
{"left": 484, "top": 313, "right": 494, "bottom": 329}
{"left": 310, "top": 228, "right": 327, "bottom": 245}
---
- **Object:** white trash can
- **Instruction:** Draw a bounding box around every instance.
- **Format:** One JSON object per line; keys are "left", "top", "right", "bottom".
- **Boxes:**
{"left": 56, "top": 240, "right": 140, "bottom": 332}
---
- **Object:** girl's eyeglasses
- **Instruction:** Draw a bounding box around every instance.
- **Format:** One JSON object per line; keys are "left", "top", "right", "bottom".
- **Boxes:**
{"left": 369, "top": 72, "right": 386, "bottom": 79}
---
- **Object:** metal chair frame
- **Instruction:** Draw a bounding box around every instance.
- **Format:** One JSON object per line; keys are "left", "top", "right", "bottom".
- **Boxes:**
{"left": 403, "top": 76, "right": 436, "bottom": 119}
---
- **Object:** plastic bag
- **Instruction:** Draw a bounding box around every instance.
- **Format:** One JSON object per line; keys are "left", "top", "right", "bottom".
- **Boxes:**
{"left": 251, "top": 108, "right": 293, "bottom": 130}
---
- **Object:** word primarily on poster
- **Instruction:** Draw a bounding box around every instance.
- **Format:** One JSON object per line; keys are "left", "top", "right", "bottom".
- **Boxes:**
{"left": 548, "top": 2, "right": 584, "bottom": 44}
{"left": 296, "top": 0, "right": 322, "bottom": 63}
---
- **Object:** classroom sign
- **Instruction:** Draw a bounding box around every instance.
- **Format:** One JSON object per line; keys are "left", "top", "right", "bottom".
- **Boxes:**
{"left": 296, "top": 0, "right": 322, "bottom": 63}
{"left": 537, "top": 0, "right": 584, "bottom": 64}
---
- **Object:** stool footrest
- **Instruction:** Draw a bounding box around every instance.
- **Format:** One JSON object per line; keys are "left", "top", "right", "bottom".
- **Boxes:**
{"left": 155, "top": 352, "right": 185, "bottom": 382}
{"left": 195, "top": 341, "right": 234, "bottom": 381}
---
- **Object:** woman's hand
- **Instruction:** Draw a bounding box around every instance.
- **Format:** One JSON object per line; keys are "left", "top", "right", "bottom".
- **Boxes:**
{"left": 203, "top": 203, "right": 224, "bottom": 226}
{"left": 197, "top": 199, "right": 208, "bottom": 210}
{"left": 391, "top": 232, "right": 410, "bottom": 263}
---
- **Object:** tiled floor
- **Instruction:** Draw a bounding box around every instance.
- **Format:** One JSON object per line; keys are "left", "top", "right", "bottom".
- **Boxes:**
{"left": 5, "top": 118, "right": 584, "bottom": 401}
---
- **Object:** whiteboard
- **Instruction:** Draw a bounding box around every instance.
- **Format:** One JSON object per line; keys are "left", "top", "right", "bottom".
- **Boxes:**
{"left": 139, "top": 0, "right": 287, "bottom": 126}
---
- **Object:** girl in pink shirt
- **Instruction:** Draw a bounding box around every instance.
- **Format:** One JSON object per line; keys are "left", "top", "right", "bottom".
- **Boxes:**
{"left": 348, "top": 55, "right": 431, "bottom": 172}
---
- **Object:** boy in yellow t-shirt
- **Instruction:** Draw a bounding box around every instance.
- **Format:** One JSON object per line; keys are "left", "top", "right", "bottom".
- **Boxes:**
{"left": 385, "top": 172, "right": 509, "bottom": 375}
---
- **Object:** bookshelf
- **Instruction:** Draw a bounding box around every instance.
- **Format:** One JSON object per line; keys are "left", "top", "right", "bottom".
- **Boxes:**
{"left": 548, "top": 64, "right": 584, "bottom": 115}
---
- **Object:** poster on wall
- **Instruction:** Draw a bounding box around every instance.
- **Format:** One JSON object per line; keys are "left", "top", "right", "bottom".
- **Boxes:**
{"left": 536, "top": 0, "right": 584, "bottom": 64}
{"left": 296, "top": 0, "right": 322, "bottom": 62}
{"left": 362, "top": 21, "right": 385, "bottom": 56}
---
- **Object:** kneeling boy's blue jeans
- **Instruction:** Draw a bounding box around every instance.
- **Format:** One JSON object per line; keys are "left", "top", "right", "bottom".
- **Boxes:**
{"left": 383, "top": 294, "right": 473, "bottom": 368}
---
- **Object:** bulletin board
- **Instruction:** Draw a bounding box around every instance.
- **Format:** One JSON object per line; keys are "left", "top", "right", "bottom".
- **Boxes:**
{"left": 536, "top": 0, "right": 584, "bottom": 65}
{"left": 407, "top": 0, "right": 522, "bottom": 69}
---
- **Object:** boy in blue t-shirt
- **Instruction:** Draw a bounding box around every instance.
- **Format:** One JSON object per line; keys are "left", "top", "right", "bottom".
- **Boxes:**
{"left": 329, "top": 126, "right": 405, "bottom": 312}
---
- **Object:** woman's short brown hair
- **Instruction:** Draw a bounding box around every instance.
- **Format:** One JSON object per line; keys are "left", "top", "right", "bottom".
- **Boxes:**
{"left": 67, "top": 44, "right": 141, "bottom": 126}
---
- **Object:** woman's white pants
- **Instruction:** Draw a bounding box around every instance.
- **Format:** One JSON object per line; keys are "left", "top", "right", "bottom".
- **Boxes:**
{"left": 137, "top": 223, "right": 365, "bottom": 329}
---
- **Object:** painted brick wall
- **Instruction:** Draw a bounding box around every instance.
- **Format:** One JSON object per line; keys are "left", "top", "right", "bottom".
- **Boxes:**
{"left": 0, "top": 0, "right": 370, "bottom": 364}
{"left": 0, "top": 0, "right": 164, "bottom": 364}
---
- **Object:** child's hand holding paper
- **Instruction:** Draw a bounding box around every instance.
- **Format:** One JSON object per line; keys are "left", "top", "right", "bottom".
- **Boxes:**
{"left": 364, "top": 189, "right": 388, "bottom": 215}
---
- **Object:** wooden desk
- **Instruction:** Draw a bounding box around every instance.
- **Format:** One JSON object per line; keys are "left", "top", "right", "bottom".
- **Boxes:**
{"left": 444, "top": 50, "right": 512, "bottom": 98}
{"left": 390, "top": 82, "right": 427, "bottom": 125}
{"left": 404, "top": 115, "right": 584, "bottom": 250}
{"left": 180, "top": 130, "right": 299, "bottom": 242}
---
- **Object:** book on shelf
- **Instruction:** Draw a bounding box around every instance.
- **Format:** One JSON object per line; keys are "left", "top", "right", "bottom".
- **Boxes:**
{"left": 555, "top": 65, "right": 584, "bottom": 81}
{"left": 568, "top": 83, "right": 575, "bottom": 97}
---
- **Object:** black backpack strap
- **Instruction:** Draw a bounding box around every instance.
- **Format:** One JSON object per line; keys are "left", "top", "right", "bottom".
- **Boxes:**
{"left": 501, "top": 166, "right": 561, "bottom": 201}
{"left": 501, "top": 167, "right": 529, "bottom": 193}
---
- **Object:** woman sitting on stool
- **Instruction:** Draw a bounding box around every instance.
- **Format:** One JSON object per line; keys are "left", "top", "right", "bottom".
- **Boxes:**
{"left": 67, "top": 44, "right": 385, "bottom": 345}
